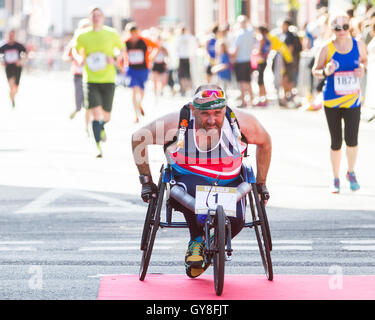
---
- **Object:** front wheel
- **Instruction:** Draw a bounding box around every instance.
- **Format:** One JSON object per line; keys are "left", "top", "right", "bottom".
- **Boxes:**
{"left": 213, "top": 205, "right": 226, "bottom": 296}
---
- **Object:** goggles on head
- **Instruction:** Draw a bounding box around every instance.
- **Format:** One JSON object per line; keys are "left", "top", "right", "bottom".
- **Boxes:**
{"left": 193, "top": 89, "right": 226, "bottom": 100}
{"left": 193, "top": 89, "right": 227, "bottom": 110}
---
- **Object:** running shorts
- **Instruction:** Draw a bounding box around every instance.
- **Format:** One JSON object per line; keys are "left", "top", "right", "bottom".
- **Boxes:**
{"left": 178, "top": 58, "right": 191, "bottom": 80}
{"left": 152, "top": 63, "right": 167, "bottom": 74}
{"left": 85, "top": 83, "right": 115, "bottom": 113}
{"left": 324, "top": 107, "right": 361, "bottom": 150}
{"left": 127, "top": 67, "right": 149, "bottom": 90}
{"left": 5, "top": 64, "right": 22, "bottom": 85}
{"left": 234, "top": 61, "right": 252, "bottom": 82}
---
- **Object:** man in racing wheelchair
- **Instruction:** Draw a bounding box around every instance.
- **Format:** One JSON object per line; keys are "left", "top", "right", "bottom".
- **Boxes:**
{"left": 131, "top": 84, "right": 272, "bottom": 278}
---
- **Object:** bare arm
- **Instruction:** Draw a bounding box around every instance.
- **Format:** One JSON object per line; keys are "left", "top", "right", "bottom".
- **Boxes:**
{"left": 235, "top": 109, "right": 272, "bottom": 185}
{"left": 131, "top": 112, "right": 179, "bottom": 178}
{"left": 312, "top": 45, "right": 329, "bottom": 79}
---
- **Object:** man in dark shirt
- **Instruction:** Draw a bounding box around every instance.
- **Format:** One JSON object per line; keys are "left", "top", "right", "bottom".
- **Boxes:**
{"left": 125, "top": 23, "right": 158, "bottom": 123}
{"left": 0, "top": 30, "right": 27, "bottom": 107}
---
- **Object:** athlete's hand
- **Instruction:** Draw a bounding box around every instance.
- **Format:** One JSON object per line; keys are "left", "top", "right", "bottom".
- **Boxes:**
{"left": 354, "top": 65, "right": 365, "bottom": 78}
{"left": 15, "top": 60, "right": 23, "bottom": 67}
{"left": 256, "top": 183, "right": 270, "bottom": 206}
{"left": 324, "top": 60, "right": 336, "bottom": 77}
{"left": 141, "top": 183, "right": 158, "bottom": 203}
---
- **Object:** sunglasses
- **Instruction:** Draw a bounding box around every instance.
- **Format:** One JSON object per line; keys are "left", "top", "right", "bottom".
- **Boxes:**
{"left": 194, "top": 90, "right": 226, "bottom": 100}
{"left": 333, "top": 24, "right": 349, "bottom": 32}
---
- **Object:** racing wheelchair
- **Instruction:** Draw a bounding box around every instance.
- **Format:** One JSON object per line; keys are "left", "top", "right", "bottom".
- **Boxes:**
{"left": 139, "top": 163, "right": 273, "bottom": 296}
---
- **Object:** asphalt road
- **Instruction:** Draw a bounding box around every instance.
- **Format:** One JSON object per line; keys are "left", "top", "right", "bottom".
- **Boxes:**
{"left": 0, "top": 70, "right": 375, "bottom": 300}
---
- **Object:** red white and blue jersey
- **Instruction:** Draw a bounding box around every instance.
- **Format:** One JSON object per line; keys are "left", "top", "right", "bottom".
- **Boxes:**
{"left": 166, "top": 111, "right": 247, "bottom": 185}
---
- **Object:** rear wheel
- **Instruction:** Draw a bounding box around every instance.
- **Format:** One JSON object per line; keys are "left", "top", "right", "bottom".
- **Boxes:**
{"left": 213, "top": 205, "right": 226, "bottom": 296}
{"left": 249, "top": 186, "right": 273, "bottom": 281}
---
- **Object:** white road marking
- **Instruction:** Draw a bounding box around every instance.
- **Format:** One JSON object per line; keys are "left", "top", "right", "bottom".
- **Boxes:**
{"left": 0, "top": 241, "right": 44, "bottom": 245}
{"left": 78, "top": 246, "right": 173, "bottom": 251}
{"left": 340, "top": 240, "right": 375, "bottom": 244}
{"left": 0, "top": 247, "right": 37, "bottom": 251}
{"left": 15, "top": 189, "right": 139, "bottom": 214}
{"left": 342, "top": 246, "right": 375, "bottom": 251}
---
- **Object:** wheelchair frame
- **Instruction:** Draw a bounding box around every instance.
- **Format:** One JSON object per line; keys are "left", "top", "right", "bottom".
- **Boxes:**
{"left": 139, "top": 164, "right": 273, "bottom": 296}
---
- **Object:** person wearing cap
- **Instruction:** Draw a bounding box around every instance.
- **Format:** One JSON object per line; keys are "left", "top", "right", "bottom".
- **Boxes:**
{"left": 131, "top": 84, "right": 272, "bottom": 278}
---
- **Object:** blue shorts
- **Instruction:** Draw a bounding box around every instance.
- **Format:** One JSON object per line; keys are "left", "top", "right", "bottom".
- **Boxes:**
{"left": 127, "top": 67, "right": 149, "bottom": 90}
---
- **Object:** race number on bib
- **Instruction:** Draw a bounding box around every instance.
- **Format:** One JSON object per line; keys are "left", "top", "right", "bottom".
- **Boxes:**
{"left": 86, "top": 52, "right": 107, "bottom": 72}
{"left": 128, "top": 49, "right": 145, "bottom": 65}
{"left": 334, "top": 71, "right": 360, "bottom": 95}
{"left": 4, "top": 50, "right": 19, "bottom": 64}
{"left": 195, "top": 185, "right": 237, "bottom": 217}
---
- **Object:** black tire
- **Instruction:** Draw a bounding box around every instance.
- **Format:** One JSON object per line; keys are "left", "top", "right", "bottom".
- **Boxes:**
{"left": 260, "top": 200, "right": 272, "bottom": 251}
{"left": 249, "top": 186, "right": 273, "bottom": 281}
{"left": 213, "top": 205, "right": 226, "bottom": 296}
{"left": 140, "top": 167, "right": 164, "bottom": 251}
{"left": 140, "top": 198, "right": 156, "bottom": 251}
{"left": 139, "top": 182, "right": 165, "bottom": 281}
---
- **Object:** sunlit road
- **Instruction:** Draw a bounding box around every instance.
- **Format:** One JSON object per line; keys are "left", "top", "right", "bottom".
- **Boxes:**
{"left": 0, "top": 70, "right": 375, "bottom": 299}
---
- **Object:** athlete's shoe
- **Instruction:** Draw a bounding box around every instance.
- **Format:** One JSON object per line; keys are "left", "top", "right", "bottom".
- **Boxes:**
{"left": 346, "top": 172, "right": 360, "bottom": 191}
{"left": 70, "top": 111, "right": 77, "bottom": 120}
{"left": 185, "top": 240, "right": 204, "bottom": 268}
{"left": 185, "top": 263, "right": 210, "bottom": 279}
{"left": 96, "top": 142, "right": 103, "bottom": 158}
{"left": 332, "top": 178, "right": 340, "bottom": 194}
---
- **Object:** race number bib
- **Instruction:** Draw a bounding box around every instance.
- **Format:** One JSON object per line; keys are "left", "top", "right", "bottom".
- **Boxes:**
{"left": 334, "top": 71, "right": 360, "bottom": 95}
{"left": 86, "top": 52, "right": 107, "bottom": 72}
{"left": 195, "top": 185, "right": 237, "bottom": 217}
{"left": 128, "top": 49, "right": 145, "bottom": 65}
{"left": 4, "top": 49, "right": 19, "bottom": 64}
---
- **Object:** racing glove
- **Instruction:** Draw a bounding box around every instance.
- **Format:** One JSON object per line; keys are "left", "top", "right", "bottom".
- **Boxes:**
{"left": 139, "top": 175, "right": 158, "bottom": 203}
{"left": 256, "top": 183, "right": 270, "bottom": 202}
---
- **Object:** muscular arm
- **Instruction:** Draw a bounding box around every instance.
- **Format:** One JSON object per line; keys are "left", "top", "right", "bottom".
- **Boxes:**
{"left": 131, "top": 112, "right": 179, "bottom": 178}
{"left": 235, "top": 109, "right": 272, "bottom": 185}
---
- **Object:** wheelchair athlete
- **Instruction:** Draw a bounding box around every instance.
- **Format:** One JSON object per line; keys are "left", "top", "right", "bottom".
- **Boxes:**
{"left": 131, "top": 84, "right": 272, "bottom": 278}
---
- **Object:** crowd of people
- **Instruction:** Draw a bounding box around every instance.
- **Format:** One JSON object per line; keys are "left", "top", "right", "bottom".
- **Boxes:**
{"left": 1, "top": 5, "right": 375, "bottom": 187}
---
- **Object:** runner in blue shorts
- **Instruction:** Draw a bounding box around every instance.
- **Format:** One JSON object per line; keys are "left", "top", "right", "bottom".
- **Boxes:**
{"left": 125, "top": 23, "right": 158, "bottom": 123}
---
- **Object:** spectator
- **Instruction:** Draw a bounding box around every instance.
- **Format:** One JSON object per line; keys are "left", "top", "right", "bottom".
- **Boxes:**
{"left": 205, "top": 24, "right": 220, "bottom": 83}
{"left": 279, "top": 20, "right": 303, "bottom": 107}
{"left": 176, "top": 26, "right": 195, "bottom": 96}
{"left": 230, "top": 15, "right": 256, "bottom": 108}
{"left": 255, "top": 25, "right": 271, "bottom": 107}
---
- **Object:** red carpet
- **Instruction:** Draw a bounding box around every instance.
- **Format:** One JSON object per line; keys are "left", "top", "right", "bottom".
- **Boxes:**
{"left": 97, "top": 274, "right": 375, "bottom": 300}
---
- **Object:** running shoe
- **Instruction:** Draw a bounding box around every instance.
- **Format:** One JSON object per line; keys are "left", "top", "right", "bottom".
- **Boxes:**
{"left": 185, "top": 240, "right": 204, "bottom": 268}
{"left": 185, "top": 262, "right": 210, "bottom": 279}
{"left": 255, "top": 101, "right": 268, "bottom": 107}
{"left": 346, "top": 172, "right": 360, "bottom": 191}
{"left": 96, "top": 142, "right": 103, "bottom": 158}
{"left": 332, "top": 178, "right": 340, "bottom": 194}
{"left": 70, "top": 111, "right": 77, "bottom": 120}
